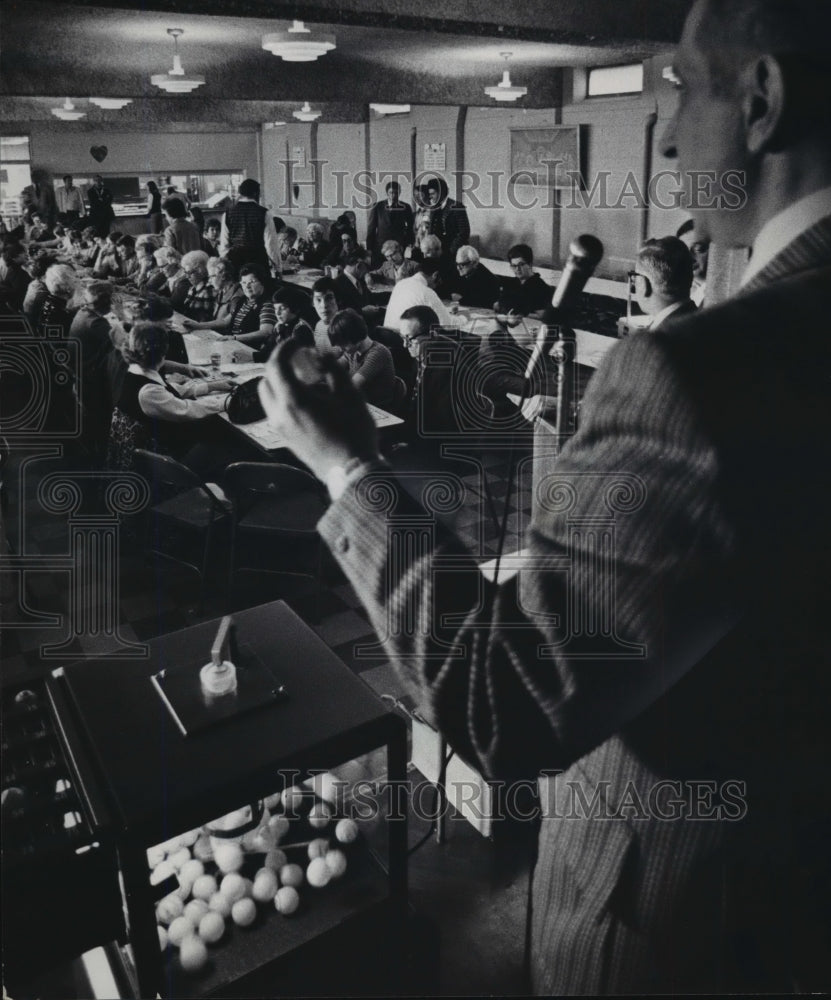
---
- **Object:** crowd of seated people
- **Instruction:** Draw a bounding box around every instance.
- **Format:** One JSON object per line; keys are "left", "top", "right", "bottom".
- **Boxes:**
{"left": 0, "top": 173, "right": 711, "bottom": 507}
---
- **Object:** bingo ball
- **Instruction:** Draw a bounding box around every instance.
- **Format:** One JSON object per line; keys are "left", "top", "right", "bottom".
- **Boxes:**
{"left": 268, "top": 815, "right": 290, "bottom": 841}
{"left": 179, "top": 934, "right": 208, "bottom": 973}
{"left": 308, "top": 803, "right": 331, "bottom": 829}
{"left": 248, "top": 826, "right": 276, "bottom": 853}
{"left": 263, "top": 847, "right": 287, "bottom": 873}
{"left": 253, "top": 868, "right": 279, "bottom": 903}
{"left": 184, "top": 899, "right": 209, "bottom": 925}
{"left": 208, "top": 892, "right": 232, "bottom": 917}
{"left": 146, "top": 844, "right": 166, "bottom": 869}
{"left": 168, "top": 915, "right": 195, "bottom": 948}
{"left": 156, "top": 893, "right": 184, "bottom": 925}
{"left": 308, "top": 838, "right": 329, "bottom": 860}
{"left": 179, "top": 859, "right": 205, "bottom": 885}
{"left": 192, "top": 874, "right": 218, "bottom": 901}
{"left": 291, "top": 347, "right": 328, "bottom": 387}
{"left": 214, "top": 842, "right": 244, "bottom": 874}
{"left": 160, "top": 836, "right": 183, "bottom": 855}
{"left": 198, "top": 911, "right": 225, "bottom": 945}
{"left": 282, "top": 786, "right": 305, "bottom": 812}
{"left": 335, "top": 818, "right": 358, "bottom": 844}
{"left": 158, "top": 924, "right": 168, "bottom": 950}
{"left": 150, "top": 859, "right": 176, "bottom": 886}
{"left": 179, "top": 829, "right": 200, "bottom": 848}
{"left": 193, "top": 836, "right": 214, "bottom": 862}
{"left": 220, "top": 873, "right": 247, "bottom": 903}
{"left": 169, "top": 846, "right": 191, "bottom": 870}
{"left": 231, "top": 898, "right": 257, "bottom": 927}
{"left": 306, "top": 772, "right": 341, "bottom": 805}
{"left": 275, "top": 886, "right": 300, "bottom": 915}
{"left": 264, "top": 791, "right": 282, "bottom": 810}
{"left": 306, "top": 857, "right": 331, "bottom": 888}
{"left": 325, "top": 849, "right": 347, "bottom": 879}
{"left": 279, "top": 863, "right": 304, "bottom": 888}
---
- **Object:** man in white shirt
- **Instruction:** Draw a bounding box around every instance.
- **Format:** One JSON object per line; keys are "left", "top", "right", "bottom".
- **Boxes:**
{"left": 383, "top": 261, "right": 452, "bottom": 331}
{"left": 56, "top": 174, "right": 85, "bottom": 224}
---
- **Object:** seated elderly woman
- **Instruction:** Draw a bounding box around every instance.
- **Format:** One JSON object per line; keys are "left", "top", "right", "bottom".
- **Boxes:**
{"left": 278, "top": 226, "right": 299, "bottom": 262}
{"left": 134, "top": 234, "right": 162, "bottom": 288}
{"left": 327, "top": 308, "right": 397, "bottom": 409}
{"left": 108, "top": 321, "right": 233, "bottom": 472}
{"left": 178, "top": 250, "right": 216, "bottom": 324}
{"left": 300, "top": 223, "right": 330, "bottom": 270}
{"left": 38, "top": 263, "right": 79, "bottom": 337}
{"left": 144, "top": 246, "right": 188, "bottom": 309}
{"left": 68, "top": 280, "right": 116, "bottom": 458}
{"left": 369, "top": 240, "right": 419, "bottom": 285}
{"left": 181, "top": 257, "right": 242, "bottom": 332}
{"left": 222, "top": 263, "right": 276, "bottom": 345}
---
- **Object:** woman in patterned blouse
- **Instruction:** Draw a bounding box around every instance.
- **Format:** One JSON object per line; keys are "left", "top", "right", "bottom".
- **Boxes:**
{"left": 223, "top": 263, "right": 276, "bottom": 346}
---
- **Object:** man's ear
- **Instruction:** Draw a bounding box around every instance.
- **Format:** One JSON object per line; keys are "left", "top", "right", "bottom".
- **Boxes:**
{"left": 634, "top": 273, "right": 652, "bottom": 299}
{"left": 741, "top": 54, "right": 786, "bottom": 155}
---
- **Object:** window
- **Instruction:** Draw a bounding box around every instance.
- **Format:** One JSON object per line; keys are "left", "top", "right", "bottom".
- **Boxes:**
{"left": 587, "top": 63, "right": 644, "bottom": 97}
{"left": 0, "top": 135, "right": 32, "bottom": 222}
{"left": 51, "top": 171, "right": 244, "bottom": 215}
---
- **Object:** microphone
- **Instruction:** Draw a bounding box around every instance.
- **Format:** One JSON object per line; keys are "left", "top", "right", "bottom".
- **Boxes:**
{"left": 524, "top": 234, "right": 604, "bottom": 381}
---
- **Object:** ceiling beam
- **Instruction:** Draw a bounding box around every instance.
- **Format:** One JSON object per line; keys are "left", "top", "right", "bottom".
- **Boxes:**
{"left": 60, "top": 0, "right": 689, "bottom": 46}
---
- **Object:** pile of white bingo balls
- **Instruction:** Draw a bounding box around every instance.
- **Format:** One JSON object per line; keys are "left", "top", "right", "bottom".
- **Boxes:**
{"left": 148, "top": 773, "right": 360, "bottom": 974}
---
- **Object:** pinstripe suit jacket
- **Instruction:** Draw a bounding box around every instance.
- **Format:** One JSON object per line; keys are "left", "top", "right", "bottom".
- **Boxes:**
{"left": 318, "top": 216, "right": 831, "bottom": 993}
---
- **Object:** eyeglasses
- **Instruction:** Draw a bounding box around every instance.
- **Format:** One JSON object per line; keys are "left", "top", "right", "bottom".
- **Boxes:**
{"left": 509, "top": 260, "right": 530, "bottom": 270}
{"left": 456, "top": 260, "right": 475, "bottom": 270}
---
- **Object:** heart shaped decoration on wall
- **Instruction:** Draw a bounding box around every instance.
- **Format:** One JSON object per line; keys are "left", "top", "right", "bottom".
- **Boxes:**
{"left": 90, "top": 145, "right": 108, "bottom": 163}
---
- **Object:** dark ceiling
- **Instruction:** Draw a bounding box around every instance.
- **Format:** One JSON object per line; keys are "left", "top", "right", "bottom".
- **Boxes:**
{"left": 0, "top": 1, "right": 688, "bottom": 130}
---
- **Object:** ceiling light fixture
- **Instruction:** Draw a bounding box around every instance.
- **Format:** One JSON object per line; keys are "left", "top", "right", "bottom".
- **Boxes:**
{"left": 89, "top": 97, "right": 133, "bottom": 110}
{"left": 264, "top": 122, "right": 287, "bottom": 129}
{"left": 484, "top": 53, "right": 527, "bottom": 102}
{"left": 262, "top": 21, "right": 336, "bottom": 62}
{"left": 370, "top": 104, "right": 411, "bottom": 116}
{"left": 293, "top": 101, "right": 321, "bottom": 122}
{"left": 51, "top": 98, "right": 85, "bottom": 121}
{"left": 151, "top": 28, "right": 205, "bottom": 93}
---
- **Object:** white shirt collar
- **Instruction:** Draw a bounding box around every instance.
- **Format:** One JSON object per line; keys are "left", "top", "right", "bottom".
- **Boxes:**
{"left": 741, "top": 186, "right": 831, "bottom": 286}
{"left": 127, "top": 362, "right": 164, "bottom": 385}
{"left": 649, "top": 299, "right": 689, "bottom": 330}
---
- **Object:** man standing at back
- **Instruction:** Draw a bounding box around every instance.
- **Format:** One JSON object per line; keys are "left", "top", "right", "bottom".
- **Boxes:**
{"left": 366, "top": 180, "right": 414, "bottom": 262}
{"left": 220, "top": 178, "right": 282, "bottom": 277}
{"left": 260, "top": 1, "right": 831, "bottom": 992}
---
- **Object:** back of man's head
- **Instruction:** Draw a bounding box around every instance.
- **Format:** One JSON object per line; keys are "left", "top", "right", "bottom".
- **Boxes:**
{"left": 400, "top": 305, "right": 439, "bottom": 337}
{"left": 238, "top": 178, "right": 261, "bottom": 200}
{"left": 638, "top": 237, "right": 694, "bottom": 305}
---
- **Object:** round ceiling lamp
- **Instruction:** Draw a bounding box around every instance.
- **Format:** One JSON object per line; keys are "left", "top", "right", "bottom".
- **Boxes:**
{"left": 293, "top": 101, "right": 321, "bottom": 122}
{"left": 262, "top": 21, "right": 336, "bottom": 62}
{"left": 151, "top": 28, "right": 206, "bottom": 93}
{"left": 484, "top": 53, "right": 527, "bottom": 102}
{"left": 89, "top": 97, "right": 133, "bottom": 110}
{"left": 51, "top": 98, "right": 85, "bottom": 121}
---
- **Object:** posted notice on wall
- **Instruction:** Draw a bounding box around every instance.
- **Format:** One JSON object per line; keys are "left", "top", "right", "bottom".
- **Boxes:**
{"left": 424, "top": 142, "right": 446, "bottom": 171}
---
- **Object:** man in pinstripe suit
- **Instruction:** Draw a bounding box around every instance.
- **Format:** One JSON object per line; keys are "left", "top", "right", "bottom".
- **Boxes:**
{"left": 261, "top": 0, "right": 831, "bottom": 991}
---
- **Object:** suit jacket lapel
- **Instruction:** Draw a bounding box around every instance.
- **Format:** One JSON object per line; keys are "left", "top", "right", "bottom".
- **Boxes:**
{"left": 742, "top": 214, "right": 831, "bottom": 293}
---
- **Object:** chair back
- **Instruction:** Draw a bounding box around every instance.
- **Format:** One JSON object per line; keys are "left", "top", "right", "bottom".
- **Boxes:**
{"left": 225, "top": 462, "right": 325, "bottom": 523}
{"left": 134, "top": 447, "right": 204, "bottom": 503}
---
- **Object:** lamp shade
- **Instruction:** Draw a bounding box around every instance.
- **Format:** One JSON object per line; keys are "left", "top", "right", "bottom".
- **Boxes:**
{"left": 89, "top": 97, "right": 133, "bottom": 110}
{"left": 51, "top": 98, "right": 85, "bottom": 121}
{"left": 484, "top": 69, "right": 527, "bottom": 102}
{"left": 293, "top": 101, "right": 321, "bottom": 122}
{"left": 262, "top": 21, "right": 336, "bottom": 62}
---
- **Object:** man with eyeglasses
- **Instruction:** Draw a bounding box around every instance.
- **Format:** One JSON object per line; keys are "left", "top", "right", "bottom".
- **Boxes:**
{"left": 179, "top": 250, "right": 216, "bottom": 324}
{"left": 450, "top": 245, "right": 500, "bottom": 309}
{"left": 502, "top": 243, "right": 553, "bottom": 317}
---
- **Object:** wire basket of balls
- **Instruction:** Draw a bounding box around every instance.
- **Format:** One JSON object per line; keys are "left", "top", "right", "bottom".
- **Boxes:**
{"left": 147, "top": 772, "right": 363, "bottom": 978}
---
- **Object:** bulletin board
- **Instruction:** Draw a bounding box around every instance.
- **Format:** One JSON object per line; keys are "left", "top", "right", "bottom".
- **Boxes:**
{"left": 509, "top": 126, "right": 581, "bottom": 188}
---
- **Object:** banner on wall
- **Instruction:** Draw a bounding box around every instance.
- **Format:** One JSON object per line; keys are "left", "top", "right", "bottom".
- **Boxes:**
{"left": 423, "top": 142, "right": 446, "bottom": 172}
